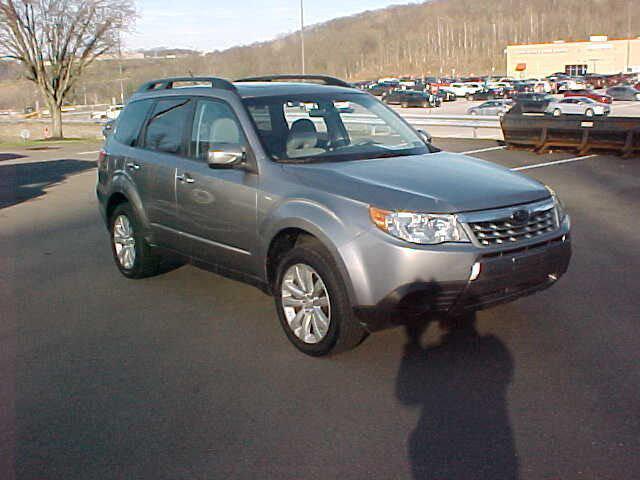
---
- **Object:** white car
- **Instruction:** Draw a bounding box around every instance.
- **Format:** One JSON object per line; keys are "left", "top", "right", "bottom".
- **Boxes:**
{"left": 557, "top": 78, "right": 587, "bottom": 91}
{"left": 546, "top": 97, "right": 610, "bottom": 117}
{"left": 106, "top": 105, "right": 124, "bottom": 120}
{"left": 91, "top": 105, "right": 123, "bottom": 120}
{"left": 444, "top": 82, "right": 483, "bottom": 97}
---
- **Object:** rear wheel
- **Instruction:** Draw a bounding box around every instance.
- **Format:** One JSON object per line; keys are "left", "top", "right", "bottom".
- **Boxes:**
{"left": 401, "top": 101, "right": 409, "bottom": 108}
{"left": 466, "top": 94, "right": 473, "bottom": 101}
{"left": 110, "top": 203, "right": 160, "bottom": 278}
{"left": 274, "top": 242, "right": 366, "bottom": 356}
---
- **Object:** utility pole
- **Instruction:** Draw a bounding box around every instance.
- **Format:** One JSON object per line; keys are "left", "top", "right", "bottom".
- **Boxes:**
{"left": 118, "top": 31, "right": 125, "bottom": 104}
{"left": 300, "top": 0, "right": 305, "bottom": 74}
{"left": 626, "top": 1, "right": 631, "bottom": 73}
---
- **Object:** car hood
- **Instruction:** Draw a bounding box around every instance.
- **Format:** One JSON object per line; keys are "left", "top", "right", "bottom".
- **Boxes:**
{"left": 286, "top": 152, "right": 549, "bottom": 213}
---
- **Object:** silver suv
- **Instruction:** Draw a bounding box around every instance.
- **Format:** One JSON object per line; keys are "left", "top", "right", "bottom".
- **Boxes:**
{"left": 97, "top": 75, "right": 571, "bottom": 356}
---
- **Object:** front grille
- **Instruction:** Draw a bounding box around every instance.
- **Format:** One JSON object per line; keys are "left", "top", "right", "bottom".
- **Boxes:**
{"left": 468, "top": 206, "right": 557, "bottom": 247}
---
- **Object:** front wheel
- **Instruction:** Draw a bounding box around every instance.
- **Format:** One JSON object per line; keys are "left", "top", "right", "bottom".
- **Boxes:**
{"left": 552, "top": 108, "right": 562, "bottom": 117}
{"left": 274, "top": 242, "right": 366, "bottom": 356}
{"left": 585, "top": 108, "right": 594, "bottom": 117}
{"left": 635, "top": 93, "right": 640, "bottom": 101}
{"left": 401, "top": 101, "right": 409, "bottom": 108}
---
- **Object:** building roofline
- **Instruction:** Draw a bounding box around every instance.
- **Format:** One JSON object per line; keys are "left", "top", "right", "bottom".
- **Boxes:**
{"left": 507, "top": 36, "right": 640, "bottom": 48}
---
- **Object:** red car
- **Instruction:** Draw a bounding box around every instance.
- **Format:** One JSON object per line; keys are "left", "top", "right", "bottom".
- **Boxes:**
{"left": 563, "top": 89, "right": 612, "bottom": 104}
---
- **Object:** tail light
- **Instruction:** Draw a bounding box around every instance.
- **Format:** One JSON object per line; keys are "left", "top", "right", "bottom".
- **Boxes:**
{"left": 97, "top": 150, "right": 107, "bottom": 168}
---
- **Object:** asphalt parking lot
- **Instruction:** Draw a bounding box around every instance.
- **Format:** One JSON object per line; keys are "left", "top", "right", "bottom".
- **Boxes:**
{"left": 2, "top": 139, "right": 639, "bottom": 479}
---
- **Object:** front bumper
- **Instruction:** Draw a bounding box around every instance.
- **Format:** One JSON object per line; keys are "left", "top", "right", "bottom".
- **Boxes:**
{"left": 347, "top": 224, "right": 571, "bottom": 332}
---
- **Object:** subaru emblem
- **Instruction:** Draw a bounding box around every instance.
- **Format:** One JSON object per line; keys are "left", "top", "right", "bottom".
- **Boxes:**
{"left": 511, "top": 209, "right": 530, "bottom": 224}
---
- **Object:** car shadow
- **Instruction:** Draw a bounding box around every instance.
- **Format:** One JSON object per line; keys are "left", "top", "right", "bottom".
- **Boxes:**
{"left": 0, "top": 159, "right": 96, "bottom": 209}
{"left": 395, "top": 312, "right": 518, "bottom": 479}
{"left": 0, "top": 153, "right": 27, "bottom": 162}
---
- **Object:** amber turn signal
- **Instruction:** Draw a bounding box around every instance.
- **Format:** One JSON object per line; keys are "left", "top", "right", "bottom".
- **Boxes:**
{"left": 369, "top": 206, "right": 391, "bottom": 231}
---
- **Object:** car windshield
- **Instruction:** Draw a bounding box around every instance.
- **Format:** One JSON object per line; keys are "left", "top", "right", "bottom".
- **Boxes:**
{"left": 242, "top": 93, "right": 429, "bottom": 163}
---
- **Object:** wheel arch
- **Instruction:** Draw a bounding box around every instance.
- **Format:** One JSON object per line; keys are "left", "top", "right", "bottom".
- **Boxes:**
{"left": 105, "top": 175, "right": 152, "bottom": 239}
{"left": 263, "top": 217, "right": 358, "bottom": 305}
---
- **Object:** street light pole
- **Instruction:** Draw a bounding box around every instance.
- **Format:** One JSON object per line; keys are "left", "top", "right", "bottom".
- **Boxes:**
{"left": 300, "top": 0, "right": 305, "bottom": 74}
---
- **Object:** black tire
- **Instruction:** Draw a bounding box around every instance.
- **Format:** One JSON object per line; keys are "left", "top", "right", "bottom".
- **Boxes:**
{"left": 635, "top": 93, "right": 640, "bottom": 101}
{"left": 401, "top": 101, "right": 409, "bottom": 108}
{"left": 584, "top": 108, "right": 594, "bottom": 117}
{"left": 422, "top": 101, "right": 429, "bottom": 108}
{"left": 274, "top": 242, "right": 367, "bottom": 356}
{"left": 466, "top": 94, "right": 473, "bottom": 101}
{"left": 109, "top": 202, "right": 160, "bottom": 279}
{"left": 552, "top": 108, "right": 562, "bottom": 117}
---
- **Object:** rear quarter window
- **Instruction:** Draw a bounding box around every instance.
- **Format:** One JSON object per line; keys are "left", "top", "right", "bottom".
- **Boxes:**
{"left": 114, "top": 100, "right": 153, "bottom": 146}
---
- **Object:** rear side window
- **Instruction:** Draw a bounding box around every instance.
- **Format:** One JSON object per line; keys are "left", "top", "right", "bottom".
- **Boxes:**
{"left": 144, "top": 98, "right": 191, "bottom": 155}
{"left": 114, "top": 100, "right": 152, "bottom": 146}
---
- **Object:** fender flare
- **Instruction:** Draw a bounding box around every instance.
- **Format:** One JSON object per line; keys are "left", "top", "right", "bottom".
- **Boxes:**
{"left": 260, "top": 199, "right": 366, "bottom": 306}
{"left": 107, "top": 174, "right": 153, "bottom": 241}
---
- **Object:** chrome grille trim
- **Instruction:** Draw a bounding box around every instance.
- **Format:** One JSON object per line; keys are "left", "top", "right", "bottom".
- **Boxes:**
{"left": 458, "top": 198, "right": 559, "bottom": 247}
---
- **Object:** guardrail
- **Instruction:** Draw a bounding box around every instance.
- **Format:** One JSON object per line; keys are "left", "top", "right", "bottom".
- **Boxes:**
{"left": 402, "top": 114, "right": 501, "bottom": 138}
{"left": 501, "top": 114, "right": 640, "bottom": 157}
{"left": 2, "top": 113, "right": 504, "bottom": 140}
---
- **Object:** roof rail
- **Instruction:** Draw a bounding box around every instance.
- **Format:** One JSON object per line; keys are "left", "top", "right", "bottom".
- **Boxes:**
{"left": 234, "top": 74, "right": 352, "bottom": 88}
{"left": 135, "top": 77, "right": 236, "bottom": 93}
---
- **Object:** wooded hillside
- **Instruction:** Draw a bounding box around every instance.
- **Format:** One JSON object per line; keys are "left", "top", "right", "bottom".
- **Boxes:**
{"left": 0, "top": 0, "right": 637, "bottom": 109}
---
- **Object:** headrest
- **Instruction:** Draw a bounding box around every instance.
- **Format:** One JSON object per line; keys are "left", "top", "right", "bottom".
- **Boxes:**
{"left": 210, "top": 117, "right": 241, "bottom": 144}
{"left": 286, "top": 119, "right": 318, "bottom": 153}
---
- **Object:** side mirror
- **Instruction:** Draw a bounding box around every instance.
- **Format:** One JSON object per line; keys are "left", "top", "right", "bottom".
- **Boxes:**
{"left": 102, "top": 121, "right": 114, "bottom": 138}
{"left": 417, "top": 129, "right": 432, "bottom": 144}
{"left": 207, "top": 143, "right": 246, "bottom": 168}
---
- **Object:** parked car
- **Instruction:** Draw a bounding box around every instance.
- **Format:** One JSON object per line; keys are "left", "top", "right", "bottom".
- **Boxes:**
{"left": 512, "top": 81, "right": 534, "bottom": 94}
{"left": 557, "top": 78, "right": 587, "bottom": 91}
{"left": 467, "top": 99, "right": 513, "bottom": 116}
{"left": 467, "top": 88, "right": 506, "bottom": 101}
{"left": 563, "top": 89, "right": 612, "bottom": 104}
{"left": 383, "top": 89, "right": 440, "bottom": 108}
{"left": 437, "top": 89, "right": 457, "bottom": 102}
{"left": 106, "top": 104, "right": 124, "bottom": 120}
{"left": 97, "top": 74, "right": 571, "bottom": 356}
{"left": 512, "top": 93, "right": 555, "bottom": 113}
{"left": 606, "top": 85, "right": 640, "bottom": 101}
{"left": 584, "top": 74, "right": 608, "bottom": 89}
{"left": 93, "top": 104, "right": 124, "bottom": 120}
{"left": 546, "top": 97, "right": 610, "bottom": 117}
{"left": 443, "top": 82, "right": 482, "bottom": 97}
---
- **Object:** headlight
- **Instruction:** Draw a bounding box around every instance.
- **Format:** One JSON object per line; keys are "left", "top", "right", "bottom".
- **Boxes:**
{"left": 546, "top": 186, "right": 567, "bottom": 225}
{"left": 369, "top": 207, "right": 470, "bottom": 245}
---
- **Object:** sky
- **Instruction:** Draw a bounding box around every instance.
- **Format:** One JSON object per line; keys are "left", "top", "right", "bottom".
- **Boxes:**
{"left": 124, "top": 0, "right": 416, "bottom": 52}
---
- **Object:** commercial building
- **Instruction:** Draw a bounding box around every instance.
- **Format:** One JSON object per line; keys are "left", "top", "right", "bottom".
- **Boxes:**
{"left": 506, "top": 35, "right": 640, "bottom": 78}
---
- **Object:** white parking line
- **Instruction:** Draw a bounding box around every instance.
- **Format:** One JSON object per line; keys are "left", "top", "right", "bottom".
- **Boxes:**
{"left": 511, "top": 154, "right": 597, "bottom": 171}
{"left": 461, "top": 145, "right": 506, "bottom": 154}
{"left": 78, "top": 150, "right": 100, "bottom": 155}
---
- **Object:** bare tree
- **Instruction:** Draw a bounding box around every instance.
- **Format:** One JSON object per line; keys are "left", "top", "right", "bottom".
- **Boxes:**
{"left": 0, "top": 0, "right": 135, "bottom": 138}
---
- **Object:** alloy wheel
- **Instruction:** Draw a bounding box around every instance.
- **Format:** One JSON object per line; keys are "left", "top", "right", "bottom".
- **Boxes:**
{"left": 281, "top": 263, "right": 331, "bottom": 344}
{"left": 113, "top": 214, "right": 136, "bottom": 270}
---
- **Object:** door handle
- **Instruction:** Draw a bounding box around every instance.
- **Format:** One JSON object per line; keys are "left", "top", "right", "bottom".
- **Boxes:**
{"left": 126, "top": 162, "right": 140, "bottom": 171}
{"left": 176, "top": 173, "right": 195, "bottom": 184}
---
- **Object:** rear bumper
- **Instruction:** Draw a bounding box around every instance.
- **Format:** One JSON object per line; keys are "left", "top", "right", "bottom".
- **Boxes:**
{"left": 353, "top": 233, "right": 571, "bottom": 332}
